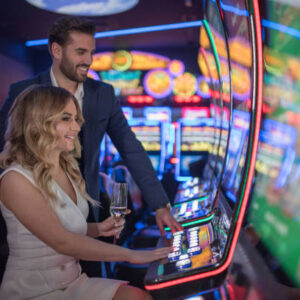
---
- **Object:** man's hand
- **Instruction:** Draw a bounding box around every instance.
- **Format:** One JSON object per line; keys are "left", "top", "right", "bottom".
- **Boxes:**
{"left": 155, "top": 207, "right": 183, "bottom": 236}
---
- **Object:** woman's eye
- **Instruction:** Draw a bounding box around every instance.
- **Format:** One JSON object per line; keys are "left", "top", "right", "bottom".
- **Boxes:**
{"left": 62, "top": 117, "right": 71, "bottom": 122}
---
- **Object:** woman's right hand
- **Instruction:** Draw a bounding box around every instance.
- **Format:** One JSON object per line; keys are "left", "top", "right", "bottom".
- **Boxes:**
{"left": 128, "top": 247, "right": 172, "bottom": 264}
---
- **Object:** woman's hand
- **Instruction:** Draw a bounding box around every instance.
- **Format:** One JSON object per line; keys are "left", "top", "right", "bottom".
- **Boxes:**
{"left": 97, "top": 216, "right": 124, "bottom": 238}
{"left": 97, "top": 209, "right": 131, "bottom": 238}
{"left": 127, "top": 247, "right": 172, "bottom": 264}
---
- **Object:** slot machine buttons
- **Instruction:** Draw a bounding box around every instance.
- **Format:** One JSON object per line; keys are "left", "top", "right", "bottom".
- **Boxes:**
{"left": 168, "top": 250, "right": 182, "bottom": 262}
{"left": 188, "top": 226, "right": 200, "bottom": 232}
{"left": 173, "top": 230, "right": 185, "bottom": 236}
{"left": 192, "top": 200, "right": 199, "bottom": 212}
{"left": 184, "top": 211, "right": 192, "bottom": 219}
{"left": 187, "top": 246, "right": 202, "bottom": 256}
{"left": 179, "top": 203, "right": 188, "bottom": 216}
{"left": 178, "top": 254, "right": 189, "bottom": 260}
{"left": 175, "top": 258, "right": 192, "bottom": 269}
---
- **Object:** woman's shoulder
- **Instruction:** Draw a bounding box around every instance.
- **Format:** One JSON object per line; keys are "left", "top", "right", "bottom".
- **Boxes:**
{"left": 0, "top": 164, "right": 35, "bottom": 185}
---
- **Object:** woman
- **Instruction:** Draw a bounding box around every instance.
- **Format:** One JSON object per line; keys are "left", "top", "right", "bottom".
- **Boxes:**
{"left": 0, "top": 85, "right": 170, "bottom": 300}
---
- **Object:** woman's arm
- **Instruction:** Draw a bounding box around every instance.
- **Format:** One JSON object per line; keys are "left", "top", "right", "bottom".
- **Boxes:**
{"left": 0, "top": 171, "right": 170, "bottom": 263}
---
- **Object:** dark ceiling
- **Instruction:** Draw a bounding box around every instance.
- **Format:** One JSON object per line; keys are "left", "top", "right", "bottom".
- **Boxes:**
{"left": 0, "top": 0, "right": 204, "bottom": 51}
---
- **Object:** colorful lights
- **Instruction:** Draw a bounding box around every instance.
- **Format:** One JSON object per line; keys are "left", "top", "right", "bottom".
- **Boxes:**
{"left": 173, "top": 72, "right": 197, "bottom": 97}
{"left": 127, "top": 95, "right": 153, "bottom": 104}
{"left": 168, "top": 59, "right": 185, "bottom": 76}
{"left": 25, "top": 20, "right": 203, "bottom": 47}
{"left": 143, "top": 69, "right": 173, "bottom": 99}
{"left": 112, "top": 50, "right": 132, "bottom": 71}
{"left": 262, "top": 19, "right": 300, "bottom": 40}
{"left": 174, "top": 95, "right": 201, "bottom": 103}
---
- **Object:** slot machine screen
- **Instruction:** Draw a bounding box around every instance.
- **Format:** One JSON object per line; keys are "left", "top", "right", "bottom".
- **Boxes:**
{"left": 143, "top": 106, "right": 171, "bottom": 122}
{"left": 99, "top": 107, "right": 133, "bottom": 174}
{"left": 175, "top": 118, "right": 214, "bottom": 181}
{"left": 129, "top": 120, "right": 166, "bottom": 177}
{"left": 248, "top": 0, "right": 300, "bottom": 288}
{"left": 222, "top": 110, "right": 250, "bottom": 202}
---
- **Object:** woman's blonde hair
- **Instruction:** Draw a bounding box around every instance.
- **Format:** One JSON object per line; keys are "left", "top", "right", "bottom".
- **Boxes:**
{"left": 0, "top": 84, "right": 95, "bottom": 205}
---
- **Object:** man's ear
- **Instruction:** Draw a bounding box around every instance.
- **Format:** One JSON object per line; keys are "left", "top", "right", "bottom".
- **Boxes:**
{"left": 51, "top": 42, "right": 62, "bottom": 59}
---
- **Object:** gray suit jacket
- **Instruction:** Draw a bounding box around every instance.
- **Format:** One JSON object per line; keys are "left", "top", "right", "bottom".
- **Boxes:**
{"left": 0, "top": 70, "right": 169, "bottom": 210}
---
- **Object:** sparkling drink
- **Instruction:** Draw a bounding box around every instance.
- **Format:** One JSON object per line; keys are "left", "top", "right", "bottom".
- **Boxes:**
{"left": 110, "top": 206, "right": 127, "bottom": 220}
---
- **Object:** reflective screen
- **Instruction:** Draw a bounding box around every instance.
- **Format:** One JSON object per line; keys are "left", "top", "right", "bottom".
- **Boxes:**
{"left": 219, "top": 0, "right": 254, "bottom": 202}
{"left": 248, "top": 0, "right": 300, "bottom": 287}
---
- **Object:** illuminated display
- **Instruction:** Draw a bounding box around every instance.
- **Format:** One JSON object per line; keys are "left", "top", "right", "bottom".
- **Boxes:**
{"left": 25, "top": 0, "right": 139, "bottom": 16}
{"left": 196, "top": 76, "right": 211, "bottom": 98}
{"left": 87, "top": 69, "right": 100, "bottom": 81}
{"left": 223, "top": 110, "right": 250, "bottom": 202}
{"left": 229, "top": 37, "right": 252, "bottom": 67}
{"left": 182, "top": 107, "right": 210, "bottom": 119}
{"left": 255, "top": 120, "right": 297, "bottom": 181}
{"left": 174, "top": 95, "right": 201, "bottom": 103}
{"left": 121, "top": 107, "right": 133, "bottom": 120}
{"left": 129, "top": 120, "right": 167, "bottom": 176}
{"left": 146, "top": 225, "right": 214, "bottom": 279}
{"left": 175, "top": 118, "right": 215, "bottom": 181}
{"left": 90, "top": 50, "right": 201, "bottom": 100}
{"left": 130, "top": 51, "right": 170, "bottom": 70}
{"left": 91, "top": 52, "right": 114, "bottom": 71}
{"left": 112, "top": 50, "right": 132, "bottom": 71}
{"left": 248, "top": 0, "right": 300, "bottom": 287}
{"left": 168, "top": 59, "right": 185, "bottom": 76}
{"left": 171, "top": 198, "right": 211, "bottom": 224}
{"left": 200, "top": 25, "right": 228, "bottom": 59}
{"left": 100, "top": 70, "right": 142, "bottom": 96}
{"left": 90, "top": 51, "right": 170, "bottom": 71}
{"left": 131, "top": 125, "right": 161, "bottom": 151}
{"left": 198, "top": 50, "right": 229, "bottom": 80}
{"left": 173, "top": 72, "right": 197, "bottom": 96}
{"left": 144, "top": 107, "right": 172, "bottom": 122}
{"left": 143, "top": 69, "right": 173, "bottom": 99}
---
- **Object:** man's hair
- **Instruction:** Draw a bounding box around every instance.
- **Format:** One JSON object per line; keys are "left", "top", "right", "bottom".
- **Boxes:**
{"left": 48, "top": 16, "right": 96, "bottom": 53}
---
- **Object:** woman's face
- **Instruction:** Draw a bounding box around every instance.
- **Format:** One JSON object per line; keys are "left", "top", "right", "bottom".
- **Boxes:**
{"left": 55, "top": 100, "right": 80, "bottom": 153}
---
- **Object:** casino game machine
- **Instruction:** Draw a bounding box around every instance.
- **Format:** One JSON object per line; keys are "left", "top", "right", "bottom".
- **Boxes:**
{"left": 144, "top": 0, "right": 263, "bottom": 298}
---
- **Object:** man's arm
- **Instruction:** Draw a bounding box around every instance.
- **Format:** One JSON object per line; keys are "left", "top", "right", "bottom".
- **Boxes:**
{"left": 105, "top": 85, "right": 183, "bottom": 234}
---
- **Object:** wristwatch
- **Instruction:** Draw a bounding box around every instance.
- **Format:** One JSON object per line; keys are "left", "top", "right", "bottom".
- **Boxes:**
{"left": 156, "top": 203, "right": 172, "bottom": 211}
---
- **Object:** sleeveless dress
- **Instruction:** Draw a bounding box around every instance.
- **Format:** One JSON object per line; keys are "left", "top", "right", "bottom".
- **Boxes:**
{"left": 0, "top": 164, "right": 128, "bottom": 300}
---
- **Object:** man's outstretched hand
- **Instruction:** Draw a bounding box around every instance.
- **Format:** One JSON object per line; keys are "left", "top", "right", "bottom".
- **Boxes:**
{"left": 155, "top": 207, "right": 183, "bottom": 236}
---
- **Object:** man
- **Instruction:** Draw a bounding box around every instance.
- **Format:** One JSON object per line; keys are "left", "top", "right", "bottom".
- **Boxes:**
{"left": 0, "top": 17, "right": 182, "bottom": 256}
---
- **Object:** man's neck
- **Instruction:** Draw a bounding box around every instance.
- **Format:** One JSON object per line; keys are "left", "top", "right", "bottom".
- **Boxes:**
{"left": 52, "top": 65, "right": 78, "bottom": 95}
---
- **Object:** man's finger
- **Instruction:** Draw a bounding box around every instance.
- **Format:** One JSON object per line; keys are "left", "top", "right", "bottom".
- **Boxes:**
{"left": 157, "top": 220, "right": 165, "bottom": 236}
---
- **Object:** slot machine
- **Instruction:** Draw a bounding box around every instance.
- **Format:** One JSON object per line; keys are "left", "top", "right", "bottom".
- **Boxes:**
{"left": 144, "top": 0, "right": 263, "bottom": 298}
{"left": 99, "top": 107, "right": 133, "bottom": 175}
{"left": 129, "top": 119, "right": 168, "bottom": 180}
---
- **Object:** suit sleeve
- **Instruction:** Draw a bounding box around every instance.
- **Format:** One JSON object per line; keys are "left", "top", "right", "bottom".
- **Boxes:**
{"left": 0, "top": 84, "right": 19, "bottom": 151}
{"left": 105, "top": 85, "right": 170, "bottom": 211}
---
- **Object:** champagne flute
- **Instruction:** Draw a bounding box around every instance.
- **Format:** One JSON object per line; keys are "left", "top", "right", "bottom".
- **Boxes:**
{"left": 110, "top": 182, "right": 128, "bottom": 243}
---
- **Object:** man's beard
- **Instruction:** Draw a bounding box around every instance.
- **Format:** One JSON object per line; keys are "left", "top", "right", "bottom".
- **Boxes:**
{"left": 60, "top": 55, "right": 89, "bottom": 83}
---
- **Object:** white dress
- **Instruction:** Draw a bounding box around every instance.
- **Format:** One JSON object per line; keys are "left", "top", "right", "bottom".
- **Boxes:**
{"left": 0, "top": 164, "right": 128, "bottom": 300}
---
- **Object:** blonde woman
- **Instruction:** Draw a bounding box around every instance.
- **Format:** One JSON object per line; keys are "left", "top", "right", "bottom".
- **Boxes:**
{"left": 0, "top": 85, "right": 170, "bottom": 300}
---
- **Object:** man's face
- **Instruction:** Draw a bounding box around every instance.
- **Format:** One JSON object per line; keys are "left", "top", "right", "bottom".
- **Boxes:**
{"left": 59, "top": 31, "right": 95, "bottom": 83}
